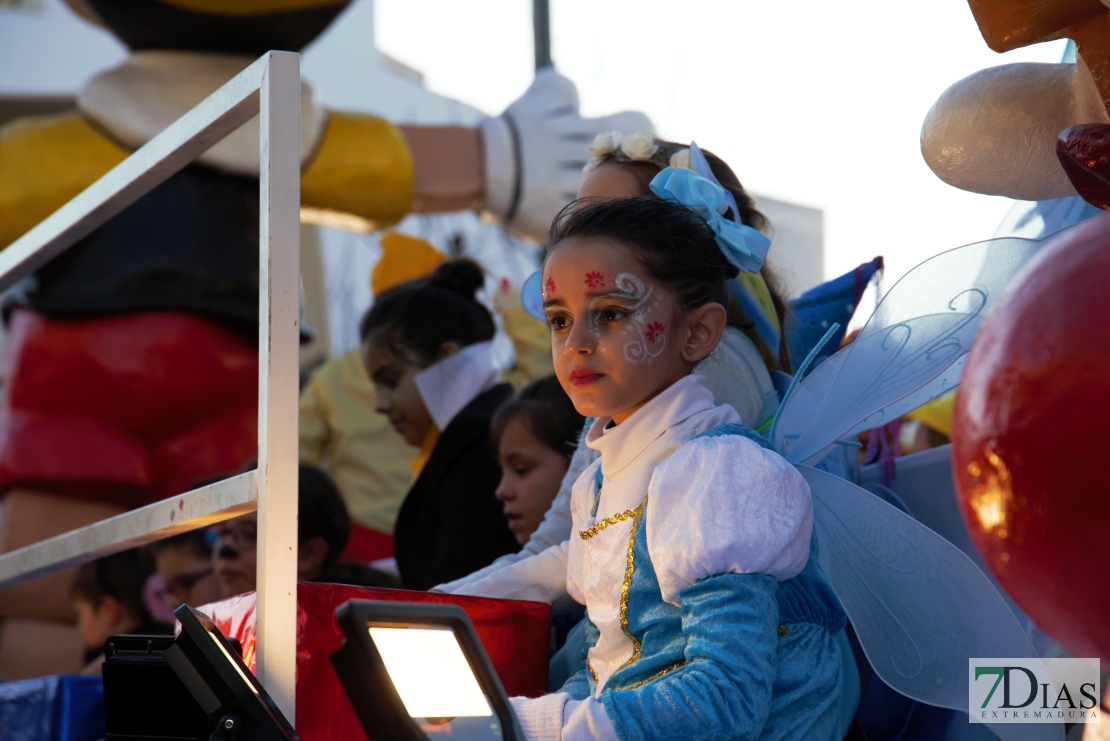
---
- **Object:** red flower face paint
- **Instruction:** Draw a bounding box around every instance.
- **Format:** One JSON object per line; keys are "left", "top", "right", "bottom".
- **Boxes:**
{"left": 544, "top": 276, "right": 556, "bottom": 294}
{"left": 585, "top": 271, "right": 605, "bottom": 289}
{"left": 645, "top": 321, "right": 665, "bottom": 343}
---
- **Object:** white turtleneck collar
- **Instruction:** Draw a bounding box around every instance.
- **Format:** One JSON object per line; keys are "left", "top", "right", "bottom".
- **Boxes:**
{"left": 584, "top": 374, "right": 717, "bottom": 478}
{"left": 414, "top": 341, "right": 500, "bottom": 431}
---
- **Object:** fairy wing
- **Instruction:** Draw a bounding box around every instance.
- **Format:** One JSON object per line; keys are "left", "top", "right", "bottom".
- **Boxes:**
{"left": 800, "top": 465, "right": 1062, "bottom": 741}
{"left": 772, "top": 232, "right": 1060, "bottom": 466}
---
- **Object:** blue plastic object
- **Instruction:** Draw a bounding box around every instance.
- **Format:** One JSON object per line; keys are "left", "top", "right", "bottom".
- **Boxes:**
{"left": 784, "top": 256, "right": 883, "bottom": 369}
{"left": 0, "top": 675, "right": 105, "bottom": 741}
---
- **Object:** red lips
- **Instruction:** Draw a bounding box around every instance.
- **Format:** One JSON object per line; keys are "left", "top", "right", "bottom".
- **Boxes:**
{"left": 569, "top": 368, "right": 605, "bottom": 386}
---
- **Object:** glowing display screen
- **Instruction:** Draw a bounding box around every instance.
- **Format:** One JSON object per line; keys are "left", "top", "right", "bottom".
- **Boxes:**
{"left": 369, "top": 626, "right": 493, "bottom": 720}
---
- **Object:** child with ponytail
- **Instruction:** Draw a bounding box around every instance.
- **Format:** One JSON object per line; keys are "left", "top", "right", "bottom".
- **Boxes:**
{"left": 360, "top": 259, "right": 520, "bottom": 590}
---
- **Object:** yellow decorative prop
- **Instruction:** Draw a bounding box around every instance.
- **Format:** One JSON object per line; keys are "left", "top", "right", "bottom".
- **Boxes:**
{"left": 0, "top": 113, "right": 129, "bottom": 250}
{"left": 578, "top": 509, "right": 637, "bottom": 541}
{"left": 905, "top": 389, "right": 955, "bottom": 438}
{"left": 372, "top": 233, "right": 447, "bottom": 296}
{"left": 616, "top": 499, "right": 647, "bottom": 673}
{"left": 301, "top": 111, "right": 415, "bottom": 228}
{"left": 617, "top": 660, "right": 687, "bottom": 691}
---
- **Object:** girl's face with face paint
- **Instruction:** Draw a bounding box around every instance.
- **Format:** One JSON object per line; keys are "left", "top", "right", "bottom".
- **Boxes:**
{"left": 542, "top": 237, "right": 699, "bottom": 424}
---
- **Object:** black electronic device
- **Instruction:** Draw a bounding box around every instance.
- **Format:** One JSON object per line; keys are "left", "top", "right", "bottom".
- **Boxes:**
{"left": 330, "top": 601, "right": 524, "bottom": 741}
{"left": 165, "top": 604, "right": 298, "bottom": 741}
{"left": 103, "top": 634, "right": 210, "bottom": 740}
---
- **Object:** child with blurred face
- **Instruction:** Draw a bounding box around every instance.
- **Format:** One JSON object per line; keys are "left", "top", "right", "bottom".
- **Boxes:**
{"left": 360, "top": 259, "right": 520, "bottom": 590}
{"left": 144, "top": 530, "right": 222, "bottom": 610}
{"left": 211, "top": 464, "right": 353, "bottom": 597}
{"left": 490, "top": 376, "right": 585, "bottom": 545}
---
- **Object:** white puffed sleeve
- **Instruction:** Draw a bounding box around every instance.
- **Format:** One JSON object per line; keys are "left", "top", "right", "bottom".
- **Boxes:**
{"left": 647, "top": 434, "right": 813, "bottom": 606}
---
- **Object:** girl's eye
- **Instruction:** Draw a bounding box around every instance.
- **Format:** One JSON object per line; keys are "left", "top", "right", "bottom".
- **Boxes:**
{"left": 514, "top": 466, "right": 531, "bottom": 476}
{"left": 599, "top": 309, "right": 625, "bottom": 323}
{"left": 547, "top": 314, "right": 570, "bottom": 331}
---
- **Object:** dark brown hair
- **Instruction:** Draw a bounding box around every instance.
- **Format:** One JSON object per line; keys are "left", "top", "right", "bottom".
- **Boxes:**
{"left": 140, "top": 529, "right": 211, "bottom": 572}
{"left": 71, "top": 549, "right": 153, "bottom": 625}
{"left": 598, "top": 140, "right": 792, "bottom": 370}
{"left": 359, "top": 258, "right": 496, "bottom": 367}
{"left": 491, "top": 375, "right": 585, "bottom": 460}
{"left": 548, "top": 196, "right": 738, "bottom": 316}
{"left": 298, "top": 463, "right": 350, "bottom": 571}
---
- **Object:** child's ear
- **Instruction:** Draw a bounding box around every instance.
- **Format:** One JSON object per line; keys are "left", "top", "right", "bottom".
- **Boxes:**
{"left": 97, "top": 595, "right": 125, "bottom": 627}
{"left": 434, "top": 341, "right": 462, "bottom": 362}
{"left": 682, "top": 303, "right": 728, "bottom": 363}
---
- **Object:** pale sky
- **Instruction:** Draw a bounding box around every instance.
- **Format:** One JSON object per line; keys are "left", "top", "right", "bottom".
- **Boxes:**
{"left": 374, "top": 0, "right": 1068, "bottom": 288}
{"left": 0, "top": 0, "right": 1069, "bottom": 290}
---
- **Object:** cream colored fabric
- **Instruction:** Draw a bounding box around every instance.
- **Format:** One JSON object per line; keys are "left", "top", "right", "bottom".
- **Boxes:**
{"left": 568, "top": 375, "right": 739, "bottom": 692}
{"left": 647, "top": 431, "right": 813, "bottom": 604}
{"left": 79, "top": 50, "right": 327, "bottom": 178}
{"left": 413, "top": 341, "right": 499, "bottom": 431}
{"left": 299, "top": 349, "right": 415, "bottom": 534}
{"left": 508, "top": 693, "right": 622, "bottom": 741}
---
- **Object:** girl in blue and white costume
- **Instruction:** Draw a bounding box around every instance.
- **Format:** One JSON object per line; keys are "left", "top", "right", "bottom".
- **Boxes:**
{"left": 508, "top": 182, "right": 845, "bottom": 741}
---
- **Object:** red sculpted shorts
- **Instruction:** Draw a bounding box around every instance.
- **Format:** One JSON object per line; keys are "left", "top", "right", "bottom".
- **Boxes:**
{"left": 0, "top": 309, "right": 258, "bottom": 507}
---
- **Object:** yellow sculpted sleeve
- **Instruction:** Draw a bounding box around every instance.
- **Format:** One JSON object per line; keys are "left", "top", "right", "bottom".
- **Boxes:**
{"left": 301, "top": 111, "right": 415, "bottom": 228}
{"left": 0, "top": 113, "right": 130, "bottom": 250}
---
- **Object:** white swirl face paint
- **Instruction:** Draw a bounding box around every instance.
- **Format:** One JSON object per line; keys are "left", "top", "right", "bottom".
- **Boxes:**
{"left": 588, "top": 272, "right": 666, "bottom": 366}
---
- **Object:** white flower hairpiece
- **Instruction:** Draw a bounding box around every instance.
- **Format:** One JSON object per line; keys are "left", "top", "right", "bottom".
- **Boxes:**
{"left": 582, "top": 130, "right": 693, "bottom": 178}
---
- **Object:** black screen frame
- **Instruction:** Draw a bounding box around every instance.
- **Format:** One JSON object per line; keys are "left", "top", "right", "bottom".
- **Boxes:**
{"left": 166, "top": 604, "right": 299, "bottom": 741}
{"left": 330, "top": 600, "right": 523, "bottom": 741}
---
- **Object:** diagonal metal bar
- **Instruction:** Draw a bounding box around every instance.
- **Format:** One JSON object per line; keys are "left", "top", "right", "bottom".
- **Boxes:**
{"left": 0, "top": 55, "right": 267, "bottom": 293}
{"left": 0, "top": 472, "right": 257, "bottom": 589}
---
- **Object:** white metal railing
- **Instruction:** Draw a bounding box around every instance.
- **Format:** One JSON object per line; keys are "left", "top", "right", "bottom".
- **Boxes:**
{"left": 0, "top": 52, "right": 301, "bottom": 724}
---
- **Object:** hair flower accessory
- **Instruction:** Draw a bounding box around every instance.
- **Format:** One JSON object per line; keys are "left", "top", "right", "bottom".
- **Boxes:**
{"left": 588, "top": 131, "right": 622, "bottom": 159}
{"left": 669, "top": 148, "right": 691, "bottom": 170}
{"left": 650, "top": 166, "right": 771, "bottom": 274}
{"left": 619, "top": 130, "right": 658, "bottom": 160}
{"left": 582, "top": 129, "right": 666, "bottom": 176}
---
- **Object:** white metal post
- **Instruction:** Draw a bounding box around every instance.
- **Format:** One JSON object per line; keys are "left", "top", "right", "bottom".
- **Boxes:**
{"left": 255, "top": 50, "right": 301, "bottom": 726}
{"left": 0, "top": 50, "right": 303, "bottom": 727}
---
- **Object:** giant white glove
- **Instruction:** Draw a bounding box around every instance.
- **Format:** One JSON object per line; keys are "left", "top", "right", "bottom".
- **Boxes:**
{"left": 480, "top": 68, "right": 653, "bottom": 241}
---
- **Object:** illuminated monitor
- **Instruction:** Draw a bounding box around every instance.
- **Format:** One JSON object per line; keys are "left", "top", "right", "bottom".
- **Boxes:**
{"left": 166, "top": 604, "right": 298, "bottom": 741}
{"left": 331, "top": 601, "right": 523, "bottom": 741}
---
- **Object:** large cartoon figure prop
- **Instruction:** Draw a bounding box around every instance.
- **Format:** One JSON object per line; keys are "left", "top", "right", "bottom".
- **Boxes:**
{"left": 922, "top": 0, "right": 1110, "bottom": 676}
{"left": 922, "top": 0, "right": 1110, "bottom": 206}
{"left": 0, "top": 0, "right": 648, "bottom": 507}
{"left": 952, "top": 213, "right": 1110, "bottom": 669}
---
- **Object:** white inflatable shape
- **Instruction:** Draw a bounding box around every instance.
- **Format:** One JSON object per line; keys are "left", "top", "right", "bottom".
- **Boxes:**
{"left": 920, "top": 60, "right": 1108, "bottom": 200}
{"left": 80, "top": 50, "right": 327, "bottom": 178}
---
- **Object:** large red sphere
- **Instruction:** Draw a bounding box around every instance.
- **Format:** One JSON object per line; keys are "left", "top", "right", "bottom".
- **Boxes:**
{"left": 953, "top": 212, "right": 1110, "bottom": 665}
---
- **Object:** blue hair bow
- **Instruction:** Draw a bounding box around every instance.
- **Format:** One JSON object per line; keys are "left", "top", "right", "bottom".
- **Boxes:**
{"left": 649, "top": 166, "right": 770, "bottom": 274}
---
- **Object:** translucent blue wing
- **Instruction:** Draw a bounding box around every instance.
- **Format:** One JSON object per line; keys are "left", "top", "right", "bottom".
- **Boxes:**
{"left": 773, "top": 232, "right": 1060, "bottom": 466}
{"left": 800, "top": 466, "right": 1063, "bottom": 741}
